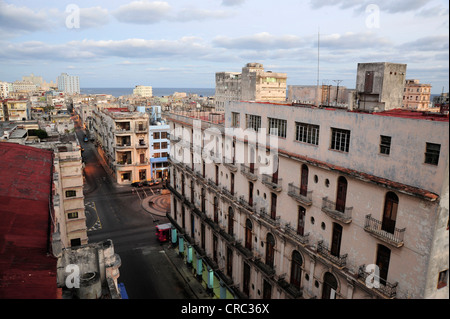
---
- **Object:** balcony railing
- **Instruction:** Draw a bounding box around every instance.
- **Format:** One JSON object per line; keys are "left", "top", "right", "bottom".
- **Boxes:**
{"left": 317, "top": 240, "right": 347, "bottom": 268}
{"left": 116, "top": 143, "right": 132, "bottom": 149}
{"left": 358, "top": 265, "right": 398, "bottom": 299}
{"left": 115, "top": 160, "right": 132, "bottom": 166}
{"left": 259, "top": 207, "right": 280, "bottom": 227}
{"left": 283, "top": 223, "right": 309, "bottom": 245}
{"left": 261, "top": 174, "right": 282, "bottom": 192}
{"left": 364, "top": 215, "right": 405, "bottom": 248}
{"left": 287, "top": 183, "right": 312, "bottom": 206}
{"left": 135, "top": 124, "right": 148, "bottom": 133}
{"left": 240, "top": 164, "right": 258, "bottom": 181}
{"left": 238, "top": 196, "right": 256, "bottom": 213}
{"left": 136, "top": 142, "right": 148, "bottom": 148}
{"left": 321, "top": 197, "right": 353, "bottom": 224}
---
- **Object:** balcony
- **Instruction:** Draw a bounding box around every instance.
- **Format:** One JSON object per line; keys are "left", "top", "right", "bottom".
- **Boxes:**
{"left": 358, "top": 265, "right": 398, "bottom": 299}
{"left": 253, "top": 255, "right": 276, "bottom": 277}
{"left": 287, "top": 183, "right": 312, "bottom": 206}
{"left": 240, "top": 164, "right": 258, "bottom": 181}
{"left": 136, "top": 142, "right": 148, "bottom": 149}
{"left": 317, "top": 240, "right": 347, "bottom": 269}
{"left": 223, "top": 157, "right": 238, "bottom": 172}
{"left": 364, "top": 215, "right": 405, "bottom": 248}
{"left": 116, "top": 143, "right": 132, "bottom": 150}
{"left": 238, "top": 196, "right": 256, "bottom": 213}
{"left": 221, "top": 186, "right": 237, "bottom": 202}
{"left": 261, "top": 174, "right": 283, "bottom": 192}
{"left": 207, "top": 178, "right": 220, "bottom": 191}
{"left": 321, "top": 197, "right": 352, "bottom": 224}
{"left": 115, "top": 160, "right": 132, "bottom": 166}
{"left": 283, "top": 223, "right": 309, "bottom": 246}
{"left": 258, "top": 207, "right": 280, "bottom": 228}
{"left": 114, "top": 127, "right": 132, "bottom": 135}
{"left": 135, "top": 124, "right": 148, "bottom": 133}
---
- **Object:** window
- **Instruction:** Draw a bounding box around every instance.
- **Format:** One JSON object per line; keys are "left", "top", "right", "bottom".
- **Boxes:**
{"left": 425, "top": 143, "right": 441, "bottom": 165}
{"left": 437, "top": 270, "right": 448, "bottom": 289}
{"left": 65, "top": 190, "right": 76, "bottom": 198}
{"left": 380, "top": 135, "right": 391, "bottom": 155}
{"left": 330, "top": 128, "right": 350, "bottom": 152}
{"left": 268, "top": 117, "right": 287, "bottom": 138}
{"left": 153, "top": 132, "right": 160, "bottom": 139}
{"left": 161, "top": 142, "right": 168, "bottom": 149}
{"left": 67, "top": 212, "right": 78, "bottom": 219}
{"left": 232, "top": 112, "right": 240, "bottom": 128}
{"left": 154, "top": 142, "right": 161, "bottom": 150}
{"left": 161, "top": 132, "right": 168, "bottom": 139}
{"left": 245, "top": 114, "right": 261, "bottom": 131}
{"left": 296, "top": 122, "right": 320, "bottom": 145}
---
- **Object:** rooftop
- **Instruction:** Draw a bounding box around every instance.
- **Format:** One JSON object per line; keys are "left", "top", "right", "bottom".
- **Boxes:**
{"left": 0, "top": 143, "right": 58, "bottom": 298}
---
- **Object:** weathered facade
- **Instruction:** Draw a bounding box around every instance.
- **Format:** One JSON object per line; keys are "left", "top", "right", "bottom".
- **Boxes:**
{"left": 167, "top": 100, "right": 448, "bottom": 299}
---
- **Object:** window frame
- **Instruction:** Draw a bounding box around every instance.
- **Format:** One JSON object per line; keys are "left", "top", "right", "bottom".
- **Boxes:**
{"left": 268, "top": 117, "right": 287, "bottom": 138}
{"left": 330, "top": 127, "right": 351, "bottom": 153}
{"left": 380, "top": 135, "right": 392, "bottom": 155}
{"left": 295, "top": 122, "right": 320, "bottom": 146}
{"left": 424, "top": 142, "right": 441, "bottom": 165}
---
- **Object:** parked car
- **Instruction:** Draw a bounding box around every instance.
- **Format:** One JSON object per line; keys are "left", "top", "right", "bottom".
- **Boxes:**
{"left": 131, "top": 181, "right": 144, "bottom": 187}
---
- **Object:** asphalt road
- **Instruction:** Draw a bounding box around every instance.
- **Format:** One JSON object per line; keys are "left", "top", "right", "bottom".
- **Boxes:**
{"left": 74, "top": 120, "right": 195, "bottom": 299}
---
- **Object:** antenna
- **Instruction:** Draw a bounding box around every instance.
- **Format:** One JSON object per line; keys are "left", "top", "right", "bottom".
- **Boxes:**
{"left": 316, "top": 27, "right": 320, "bottom": 107}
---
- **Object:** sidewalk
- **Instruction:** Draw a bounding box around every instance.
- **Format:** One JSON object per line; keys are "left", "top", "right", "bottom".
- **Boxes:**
{"left": 163, "top": 244, "right": 214, "bottom": 299}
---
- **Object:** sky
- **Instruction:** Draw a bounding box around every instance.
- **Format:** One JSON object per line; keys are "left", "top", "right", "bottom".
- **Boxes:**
{"left": 0, "top": 0, "right": 448, "bottom": 93}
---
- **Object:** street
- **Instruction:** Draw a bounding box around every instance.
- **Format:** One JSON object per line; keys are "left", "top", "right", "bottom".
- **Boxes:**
{"left": 74, "top": 120, "right": 196, "bottom": 299}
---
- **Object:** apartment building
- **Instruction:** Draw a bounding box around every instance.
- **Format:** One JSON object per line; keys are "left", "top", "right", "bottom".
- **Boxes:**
{"left": 215, "top": 63, "right": 287, "bottom": 111}
{"left": 149, "top": 122, "right": 170, "bottom": 180}
{"left": 0, "top": 81, "right": 9, "bottom": 99}
{"left": 93, "top": 108, "right": 150, "bottom": 184}
{"left": 133, "top": 85, "right": 153, "bottom": 98}
{"left": 57, "top": 73, "right": 80, "bottom": 95}
{"left": 166, "top": 98, "right": 449, "bottom": 299}
{"left": 402, "top": 79, "right": 432, "bottom": 110}
{"left": 1, "top": 99, "right": 30, "bottom": 121}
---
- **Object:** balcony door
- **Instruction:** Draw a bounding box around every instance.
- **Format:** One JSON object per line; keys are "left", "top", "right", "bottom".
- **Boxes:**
{"left": 248, "top": 182, "right": 254, "bottom": 206}
{"left": 290, "top": 250, "right": 303, "bottom": 290}
{"left": 382, "top": 192, "right": 399, "bottom": 234}
{"left": 265, "top": 233, "right": 275, "bottom": 269}
{"left": 376, "top": 244, "right": 391, "bottom": 286}
{"left": 322, "top": 272, "right": 338, "bottom": 299}
{"left": 245, "top": 219, "right": 252, "bottom": 250}
{"left": 300, "top": 164, "right": 308, "bottom": 196}
{"left": 297, "top": 206, "right": 306, "bottom": 236}
{"left": 330, "top": 223, "right": 342, "bottom": 257}
{"left": 335, "top": 176, "right": 347, "bottom": 213}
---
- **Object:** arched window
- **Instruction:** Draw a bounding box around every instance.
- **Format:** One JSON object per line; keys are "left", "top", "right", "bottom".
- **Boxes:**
{"left": 266, "top": 233, "right": 275, "bottom": 268}
{"left": 322, "top": 272, "right": 338, "bottom": 299}
{"left": 245, "top": 219, "right": 253, "bottom": 250}
{"left": 382, "top": 192, "right": 399, "bottom": 234}
{"left": 290, "top": 250, "right": 303, "bottom": 289}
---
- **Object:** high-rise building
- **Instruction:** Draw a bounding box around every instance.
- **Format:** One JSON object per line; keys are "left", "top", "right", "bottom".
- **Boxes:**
{"left": 57, "top": 73, "right": 80, "bottom": 94}
{"left": 215, "top": 63, "right": 287, "bottom": 112}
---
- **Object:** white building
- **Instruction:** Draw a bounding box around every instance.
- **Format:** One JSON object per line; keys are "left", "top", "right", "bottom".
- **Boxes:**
{"left": 133, "top": 85, "right": 153, "bottom": 98}
{"left": 0, "top": 81, "right": 10, "bottom": 99}
{"left": 57, "top": 73, "right": 80, "bottom": 94}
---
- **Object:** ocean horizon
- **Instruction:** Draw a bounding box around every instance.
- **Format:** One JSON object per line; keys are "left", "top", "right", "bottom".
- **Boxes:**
{"left": 81, "top": 87, "right": 215, "bottom": 98}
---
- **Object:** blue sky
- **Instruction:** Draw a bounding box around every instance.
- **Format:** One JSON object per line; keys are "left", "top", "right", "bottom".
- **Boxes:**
{"left": 0, "top": 0, "right": 448, "bottom": 93}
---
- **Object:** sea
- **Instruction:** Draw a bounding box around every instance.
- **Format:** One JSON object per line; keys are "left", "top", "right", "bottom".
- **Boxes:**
{"left": 81, "top": 87, "right": 215, "bottom": 98}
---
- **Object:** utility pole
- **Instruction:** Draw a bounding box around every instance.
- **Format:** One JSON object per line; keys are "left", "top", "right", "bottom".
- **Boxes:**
{"left": 333, "top": 80, "right": 343, "bottom": 107}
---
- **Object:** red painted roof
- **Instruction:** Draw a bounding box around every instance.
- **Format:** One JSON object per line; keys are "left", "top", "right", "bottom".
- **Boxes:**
{"left": 369, "top": 108, "right": 449, "bottom": 122}
{"left": 0, "top": 143, "right": 59, "bottom": 299}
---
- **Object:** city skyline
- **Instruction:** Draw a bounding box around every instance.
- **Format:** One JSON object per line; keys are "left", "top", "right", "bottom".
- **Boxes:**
{"left": 0, "top": 0, "right": 448, "bottom": 93}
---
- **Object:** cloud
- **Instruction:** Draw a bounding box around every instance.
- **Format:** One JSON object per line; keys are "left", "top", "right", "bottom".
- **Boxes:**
{"left": 319, "top": 32, "right": 392, "bottom": 50}
{"left": 112, "top": 1, "right": 172, "bottom": 24}
{"left": 176, "top": 8, "right": 232, "bottom": 22}
{"left": 399, "top": 35, "right": 449, "bottom": 52}
{"left": 0, "top": 1, "right": 50, "bottom": 33}
{"left": 78, "top": 6, "right": 110, "bottom": 29}
{"left": 309, "top": 0, "right": 433, "bottom": 14}
{"left": 0, "top": 37, "right": 213, "bottom": 62}
{"left": 221, "top": 0, "right": 245, "bottom": 6}
{"left": 213, "top": 32, "right": 304, "bottom": 50}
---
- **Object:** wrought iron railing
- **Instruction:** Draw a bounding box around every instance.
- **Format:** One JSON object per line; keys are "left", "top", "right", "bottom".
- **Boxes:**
{"left": 358, "top": 264, "right": 398, "bottom": 298}
{"left": 321, "top": 197, "right": 353, "bottom": 223}
{"left": 364, "top": 215, "right": 405, "bottom": 247}
{"left": 317, "top": 240, "right": 347, "bottom": 268}
{"left": 287, "top": 183, "right": 313, "bottom": 206}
